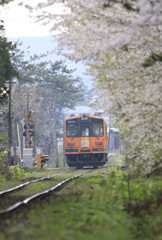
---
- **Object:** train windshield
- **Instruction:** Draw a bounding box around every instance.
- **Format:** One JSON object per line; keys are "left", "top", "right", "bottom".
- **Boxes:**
{"left": 66, "top": 120, "right": 77, "bottom": 137}
{"left": 92, "top": 119, "right": 103, "bottom": 137}
{"left": 80, "top": 126, "right": 90, "bottom": 137}
{"left": 66, "top": 118, "right": 104, "bottom": 137}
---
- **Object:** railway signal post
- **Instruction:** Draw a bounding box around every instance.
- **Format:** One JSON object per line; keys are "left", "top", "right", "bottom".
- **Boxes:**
{"left": 23, "top": 111, "right": 35, "bottom": 168}
{"left": 0, "top": 87, "right": 10, "bottom": 99}
{"left": 23, "top": 111, "right": 35, "bottom": 148}
{"left": 0, "top": 85, "right": 12, "bottom": 165}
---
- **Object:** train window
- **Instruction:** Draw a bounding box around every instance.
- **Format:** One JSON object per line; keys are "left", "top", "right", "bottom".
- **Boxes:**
{"left": 92, "top": 119, "right": 103, "bottom": 137}
{"left": 66, "top": 121, "right": 78, "bottom": 137}
{"left": 80, "top": 126, "right": 90, "bottom": 137}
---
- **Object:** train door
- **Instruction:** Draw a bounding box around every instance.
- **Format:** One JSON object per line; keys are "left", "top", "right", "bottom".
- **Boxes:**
{"left": 79, "top": 117, "right": 92, "bottom": 153}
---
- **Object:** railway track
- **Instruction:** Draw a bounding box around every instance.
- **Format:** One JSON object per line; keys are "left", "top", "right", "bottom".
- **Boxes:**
{"left": 0, "top": 169, "right": 73, "bottom": 197}
{"left": 0, "top": 169, "right": 93, "bottom": 216}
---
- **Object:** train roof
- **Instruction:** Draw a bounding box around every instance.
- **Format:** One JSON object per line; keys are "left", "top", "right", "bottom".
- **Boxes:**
{"left": 65, "top": 113, "right": 105, "bottom": 121}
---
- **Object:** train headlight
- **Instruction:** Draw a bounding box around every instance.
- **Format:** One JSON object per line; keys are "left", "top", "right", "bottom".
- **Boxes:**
{"left": 95, "top": 141, "right": 103, "bottom": 145}
{"left": 67, "top": 142, "right": 75, "bottom": 146}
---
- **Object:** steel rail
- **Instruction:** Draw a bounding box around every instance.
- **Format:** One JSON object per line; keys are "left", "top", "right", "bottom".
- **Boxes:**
{"left": 0, "top": 169, "right": 92, "bottom": 216}
{"left": 0, "top": 170, "right": 73, "bottom": 197}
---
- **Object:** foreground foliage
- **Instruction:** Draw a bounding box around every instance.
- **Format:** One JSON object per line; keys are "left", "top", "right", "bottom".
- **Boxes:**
{"left": 0, "top": 166, "right": 161, "bottom": 240}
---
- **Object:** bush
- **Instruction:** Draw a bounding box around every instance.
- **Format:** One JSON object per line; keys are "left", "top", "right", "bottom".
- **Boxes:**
{"left": 0, "top": 150, "right": 13, "bottom": 180}
{"left": 10, "top": 165, "right": 31, "bottom": 180}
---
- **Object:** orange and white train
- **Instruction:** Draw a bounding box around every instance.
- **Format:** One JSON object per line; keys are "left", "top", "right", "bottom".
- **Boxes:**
{"left": 64, "top": 114, "right": 108, "bottom": 168}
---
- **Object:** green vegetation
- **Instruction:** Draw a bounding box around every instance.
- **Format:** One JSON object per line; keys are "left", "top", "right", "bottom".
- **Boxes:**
{"left": 10, "top": 165, "right": 31, "bottom": 179}
{"left": 0, "top": 167, "right": 62, "bottom": 192}
{"left": 108, "top": 154, "right": 125, "bottom": 166}
{"left": 0, "top": 149, "right": 12, "bottom": 181}
{"left": 0, "top": 165, "right": 161, "bottom": 240}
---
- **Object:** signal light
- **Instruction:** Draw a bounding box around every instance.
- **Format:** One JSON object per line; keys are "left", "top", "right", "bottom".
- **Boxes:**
{"left": 23, "top": 111, "right": 35, "bottom": 147}
{"left": 67, "top": 142, "right": 75, "bottom": 146}
{"left": 29, "top": 130, "right": 34, "bottom": 136}
{"left": 95, "top": 141, "right": 103, "bottom": 145}
{"left": 28, "top": 122, "right": 35, "bottom": 129}
{"left": 0, "top": 87, "right": 10, "bottom": 99}
{"left": 23, "top": 132, "right": 27, "bottom": 137}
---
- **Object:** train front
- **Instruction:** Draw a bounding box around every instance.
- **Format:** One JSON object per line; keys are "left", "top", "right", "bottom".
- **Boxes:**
{"left": 64, "top": 115, "right": 108, "bottom": 168}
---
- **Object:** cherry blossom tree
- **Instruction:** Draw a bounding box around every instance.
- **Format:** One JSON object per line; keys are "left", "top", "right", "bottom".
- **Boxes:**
{"left": 22, "top": 0, "right": 162, "bottom": 173}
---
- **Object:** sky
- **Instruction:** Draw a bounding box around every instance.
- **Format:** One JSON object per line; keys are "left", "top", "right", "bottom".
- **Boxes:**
{"left": 0, "top": 0, "right": 93, "bottom": 89}
{"left": 0, "top": 0, "right": 64, "bottom": 37}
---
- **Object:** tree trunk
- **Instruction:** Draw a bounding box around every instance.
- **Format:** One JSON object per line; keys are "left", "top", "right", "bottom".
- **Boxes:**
{"left": 53, "top": 105, "right": 59, "bottom": 167}
{"left": 13, "top": 123, "right": 18, "bottom": 165}
{"left": 17, "top": 122, "right": 22, "bottom": 167}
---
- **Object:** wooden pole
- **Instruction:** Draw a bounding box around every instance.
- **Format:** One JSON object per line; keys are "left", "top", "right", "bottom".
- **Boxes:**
{"left": 36, "top": 154, "right": 42, "bottom": 169}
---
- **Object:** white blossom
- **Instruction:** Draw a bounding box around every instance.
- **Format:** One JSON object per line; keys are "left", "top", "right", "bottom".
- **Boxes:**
{"left": 22, "top": 0, "right": 162, "bottom": 173}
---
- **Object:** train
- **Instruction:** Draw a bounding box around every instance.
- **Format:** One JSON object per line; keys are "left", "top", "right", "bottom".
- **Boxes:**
{"left": 64, "top": 114, "right": 108, "bottom": 168}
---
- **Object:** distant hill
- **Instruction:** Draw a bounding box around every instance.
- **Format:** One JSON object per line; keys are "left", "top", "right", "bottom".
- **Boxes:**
{"left": 8, "top": 36, "right": 93, "bottom": 89}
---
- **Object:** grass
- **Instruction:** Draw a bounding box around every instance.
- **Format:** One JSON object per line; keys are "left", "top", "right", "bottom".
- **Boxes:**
{"left": 0, "top": 164, "right": 161, "bottom": 240}
{"left": 0, "top": 167, "right": 64, "bottom": 191}
{"left": 0, "top": 169, "right": 84, "bottom": 212}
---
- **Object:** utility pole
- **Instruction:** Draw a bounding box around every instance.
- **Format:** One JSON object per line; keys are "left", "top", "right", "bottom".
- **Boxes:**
{"left": 8, "top": 79, "right": 12, "bottom": 165}
{"left": 53, "top": 105, "right": 59, "bottom": 167}
{"left": 27, "top": 92, "right": 29, "bottom": 113}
